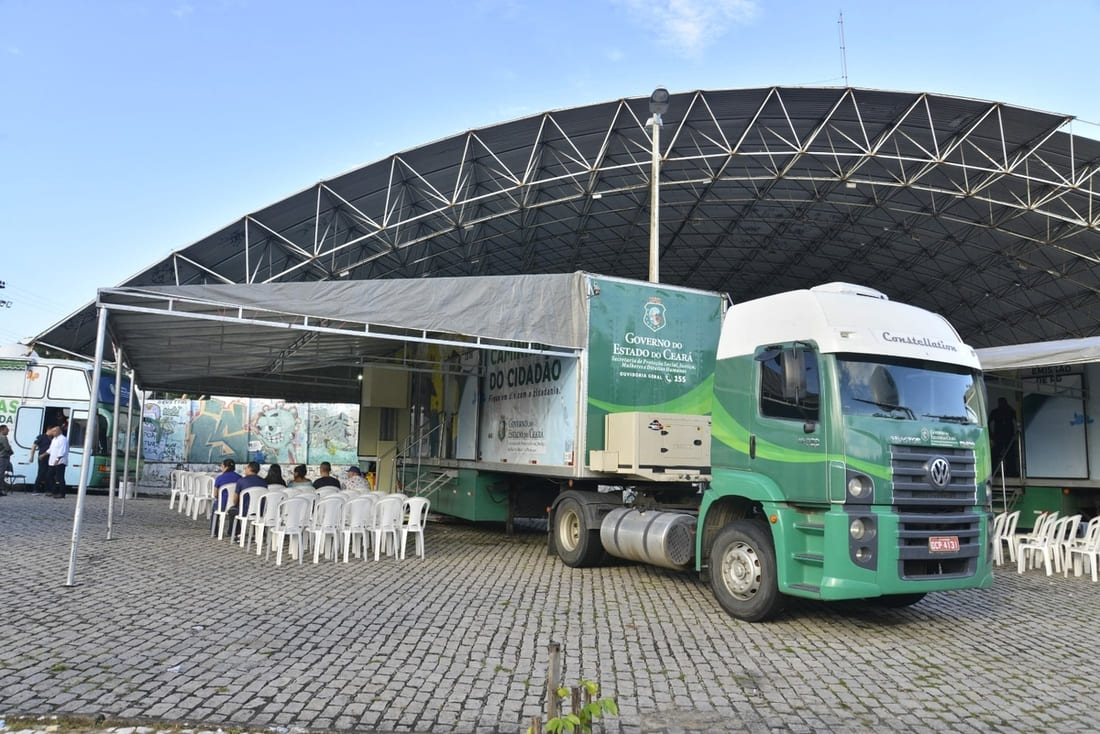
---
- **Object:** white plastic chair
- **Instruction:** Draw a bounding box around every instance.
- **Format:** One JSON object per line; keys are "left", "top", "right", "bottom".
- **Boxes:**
{"left": 190, "top": 475, "right": 216, "bottom": 521}
{"left": 342, "top": 494, "right": 376, "bottom": 562}
{"left": 1052, "top": 515, "right": 1082, "bottom": 574}
{"left": 995, "top": 510, "right": 1020, "bottom": 565}
{"left": 400, "top": 497, "right": 431, "bottom": 560}
{"left": 1065, "top": 516, "right": 1100, "bottom": 580}
{"left": 371, "top": 495, "right": 405, "bottom": 561}
{"left": 310, "top": 495, "right": 346, "bottom": 563}
{"left": 179, "top": 472, "right": 199, "bottom": 515}
{"left": 298, "top": 491, "right": 319, "bottom": 512}
{"left": 232, "top": 486, "right": 265, "bottom": 548}
{"left": 253, "top": 489, "right": 286, "bottom": 556}
{"left": 1018, "top": 514, "right": 1072, "bottom": 575}
{"left": 990, "top": 512, "right": 1007, "bottom": 566}
{"left": 267, "top": 496, "right": 312, "bottom": 566}
{"left": 1013, "top": 511, "right": 1058, "bottom": 566}
{"left": 211, "top": 482, "right": 238, "bottom": 539}
{"left": 168, "top": 469, "right": 188, "bottom": 510}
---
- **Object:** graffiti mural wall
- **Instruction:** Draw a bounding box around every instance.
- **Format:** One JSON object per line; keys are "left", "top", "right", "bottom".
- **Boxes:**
{"left": 189, "top": 397, "right": 250, "bottom": 463}
{"left": 142, "top": 397, "right": 358, "bottom": 470}
{"left": 142, "top": 399, "right": 193, "bottom": 464}
{"left": 307, "top": 404, "right": 359, "bottom": 465}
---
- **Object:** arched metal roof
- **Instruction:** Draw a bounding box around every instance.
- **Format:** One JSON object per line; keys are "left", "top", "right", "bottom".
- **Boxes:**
{"left": 41, "top": 86, "right": 1100, "bottom": 363}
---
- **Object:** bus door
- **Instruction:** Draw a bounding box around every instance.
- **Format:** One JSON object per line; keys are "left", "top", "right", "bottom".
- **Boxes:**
{"left": 66, "top": 409, "right": 89, "bottom": 486}
{"left": 14, "top": 406, "right": 72, "bottom": 449}
{"left": 13, "top": 405, "right": 43, "bottom": 454}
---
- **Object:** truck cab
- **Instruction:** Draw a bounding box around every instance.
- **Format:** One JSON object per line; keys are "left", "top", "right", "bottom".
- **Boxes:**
{"left": 702, "top": 283, "right": 993, "bottom": 619}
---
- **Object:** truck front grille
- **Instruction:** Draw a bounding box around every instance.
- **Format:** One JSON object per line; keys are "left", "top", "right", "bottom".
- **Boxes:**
{"left": 890, "top": 444, "right": 980, "bottom": 579}
{"left": 890, "top": 445, "right": 976, "bottom": 508}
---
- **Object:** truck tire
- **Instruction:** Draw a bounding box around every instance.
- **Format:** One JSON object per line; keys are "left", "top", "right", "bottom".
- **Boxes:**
{"left": 554, "top": 494, "right": 605, "bottom": 567}
{"left": 709, "top": 519, "right": 785, "bottom": 622}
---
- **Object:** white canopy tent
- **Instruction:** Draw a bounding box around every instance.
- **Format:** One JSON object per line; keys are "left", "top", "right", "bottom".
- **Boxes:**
{"left": 66, "top": 273, "right": 594, "bottom": 584}
{"left": 977, "top": 337, "right": 1100, "bottom": 372}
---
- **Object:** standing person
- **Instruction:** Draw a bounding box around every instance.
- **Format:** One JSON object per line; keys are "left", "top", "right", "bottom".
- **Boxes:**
{"left": 0, "top": 425, "right": 13, "bottom": 496}
{"left": 46, "top": 425, "right": 69, "bottom": 498}
{"left": 989, "top": 397, "right": 1019, "bottom": 477}
{"left": 313, "top": 461, "right": 340, "bottom": 489}
{"left": 30, "top": 429, "right": 51, "bottom": 494}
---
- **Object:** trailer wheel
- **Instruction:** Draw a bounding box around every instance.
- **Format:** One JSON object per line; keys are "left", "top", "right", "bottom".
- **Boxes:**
{"left": 554, "top": 494, "right": 605, "bottom": 567}
{"left": 709, "top": 519, "right": 785, "bottom": 622}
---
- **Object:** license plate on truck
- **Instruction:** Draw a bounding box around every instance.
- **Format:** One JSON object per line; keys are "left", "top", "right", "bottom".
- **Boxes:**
{"left": 929, "top": 536, "right": 960, "bottom": 552}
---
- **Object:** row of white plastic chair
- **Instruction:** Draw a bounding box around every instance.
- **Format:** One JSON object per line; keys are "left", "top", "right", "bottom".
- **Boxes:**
{"left": 168, "top": 470, "right": 219, "bottom": 521}
{"left": 225, "top": 486, "right": 430, "bottom": 566}
{"left": 994, "top": 509, "right": 1100, "bottom": 580}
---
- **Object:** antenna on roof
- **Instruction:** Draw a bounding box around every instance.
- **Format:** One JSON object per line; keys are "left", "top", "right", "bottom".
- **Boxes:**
{"left": 838, "top": 11, "right": 849, "bottom": 87}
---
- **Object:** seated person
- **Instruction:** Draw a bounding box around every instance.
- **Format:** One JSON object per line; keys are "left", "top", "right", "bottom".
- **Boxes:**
{"left": 343, "top": 465, "right": 371, "bottom": 492}
{"left": 238, "top": 461, "right": 268, "bottom": 492}
{"left": 289, "top": 464, "right": 314, "bottom": 488}
{"left": 313, "top": 461, "right": 341, "bottom": 490}
{"left": 225, "top": 461, "right": 267, "bottom": 540}
{"left": 212, "top": 459, "right": 243, "bottom": 533}
{"left": 264, "top": 463, "right": 285, "bottom": 487}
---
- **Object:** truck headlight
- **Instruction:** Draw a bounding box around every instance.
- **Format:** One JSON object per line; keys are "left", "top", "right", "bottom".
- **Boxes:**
{"left": 849, "top": 516, "right": 876, "bottom": 540}
{"left": 847, "top": 475, "right": 872, "bottom": 499}
{"left": 848, "top": 514, "right": 878, "bottom": 569}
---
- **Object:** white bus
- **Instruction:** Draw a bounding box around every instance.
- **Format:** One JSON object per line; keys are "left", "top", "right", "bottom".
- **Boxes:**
{"left": 0, "top": 348, "right": 141, "bottom": 489}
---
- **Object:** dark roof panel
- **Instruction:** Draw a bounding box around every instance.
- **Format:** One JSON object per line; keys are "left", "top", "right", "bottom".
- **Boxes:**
{"left": 35, "top": 86, "right": 1100, "bottom": 387}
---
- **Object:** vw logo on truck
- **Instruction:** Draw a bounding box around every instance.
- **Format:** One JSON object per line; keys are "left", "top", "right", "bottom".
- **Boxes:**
{"left": 927, "top": 456, "right": 952, "bottom": 488}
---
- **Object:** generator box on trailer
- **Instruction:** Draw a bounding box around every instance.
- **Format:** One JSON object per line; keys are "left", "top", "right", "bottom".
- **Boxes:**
{"left": 590, "top": 412, "right": 710, "bottom": 480}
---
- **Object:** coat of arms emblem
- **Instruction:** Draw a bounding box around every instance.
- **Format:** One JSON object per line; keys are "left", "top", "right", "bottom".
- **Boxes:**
{"left": 643, "top": 298, "right": 666, "bottom": 332}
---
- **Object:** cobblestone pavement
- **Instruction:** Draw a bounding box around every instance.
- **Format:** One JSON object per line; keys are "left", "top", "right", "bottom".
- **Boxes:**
{"left": 1, "top": 489, "right": 1097, "bottom": 734}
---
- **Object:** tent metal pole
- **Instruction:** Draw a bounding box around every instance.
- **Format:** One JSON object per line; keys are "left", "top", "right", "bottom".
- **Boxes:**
{"left": 65, "top": 305, "right": 109, "bottom": 587}
{"left": 121, "top": 368, "right": 136, "bottom": 516}
{"left": 133, "top": 380, "right": 145, "bottom": 501}
{"left": 106, "top": 346, "right": 122, "bottom": 539}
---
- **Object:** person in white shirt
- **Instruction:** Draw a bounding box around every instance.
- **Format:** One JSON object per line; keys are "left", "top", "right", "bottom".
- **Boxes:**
{"left": 46, "top": 425, "right": 70, "bottom": 498}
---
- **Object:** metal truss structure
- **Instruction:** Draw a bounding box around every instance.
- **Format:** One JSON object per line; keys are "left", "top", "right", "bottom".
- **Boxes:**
{"left": 42, "top": 86, "right": 1100, "bottom": 359}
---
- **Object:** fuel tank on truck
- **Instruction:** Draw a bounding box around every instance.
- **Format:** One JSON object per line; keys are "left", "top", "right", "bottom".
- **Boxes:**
{"left": 599, "top": 507, "right": 696, "bottom": 570}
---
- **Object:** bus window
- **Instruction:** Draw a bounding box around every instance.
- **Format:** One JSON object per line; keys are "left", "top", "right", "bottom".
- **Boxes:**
{"left": 49, "top": 368, "right": 90, "bottom": 401}
{"left": 70, "top": 414, "right": 87, "bottom": 449}
{"left": 0, "top": 364, "right": 45, "bottom": 399}
{"left": 96, "top": 413, "right": 110, "bottom": 455}
{"left": 115, "top": 413, "right": 138, "bottom": 454}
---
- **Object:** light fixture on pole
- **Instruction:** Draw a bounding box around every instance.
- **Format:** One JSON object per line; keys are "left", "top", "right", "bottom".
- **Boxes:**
{"left": 647, "top": 87, "right": 669, "bottom": 283}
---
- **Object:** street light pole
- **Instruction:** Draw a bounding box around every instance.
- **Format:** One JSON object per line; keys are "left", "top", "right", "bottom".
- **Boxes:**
{"left": 647, "top": 87, "right": 669, "bottom": 283}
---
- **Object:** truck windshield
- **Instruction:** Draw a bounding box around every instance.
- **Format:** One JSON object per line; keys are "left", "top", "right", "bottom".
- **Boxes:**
{"left": 837, "top": 355, "right": 983, "bottom": 424}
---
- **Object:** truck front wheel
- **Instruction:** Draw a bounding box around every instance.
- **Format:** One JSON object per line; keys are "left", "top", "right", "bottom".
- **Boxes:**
{"left": 554, "top": 494, "right": 605, "bottom": 567}
{"left": 709, "top": 519, "right": 785, "bottom": 622}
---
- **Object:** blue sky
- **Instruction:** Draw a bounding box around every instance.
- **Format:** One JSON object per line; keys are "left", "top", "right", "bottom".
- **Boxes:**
{"left": 3, "top": 0, "right": 1099, "bottom": 346}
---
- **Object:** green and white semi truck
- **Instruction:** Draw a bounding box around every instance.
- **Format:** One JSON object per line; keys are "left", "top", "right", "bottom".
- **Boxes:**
{"left": 552, "top": 279, "right": 992, "bottom": 621}
{"left": 395, "top": 273, "right": 993, "bottom": 621}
